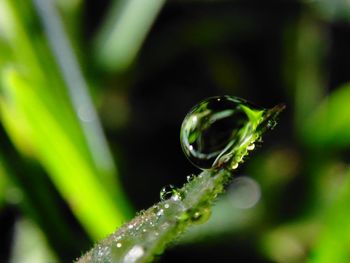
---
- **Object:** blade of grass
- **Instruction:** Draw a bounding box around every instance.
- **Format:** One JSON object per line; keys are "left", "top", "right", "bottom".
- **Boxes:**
{"left": 282, "top": 13, "right": 327, "bottom": 131}
{"left": 10, "top": 218, "right": 58, "bottom": 263}
{"left": 94, "top": 0, "right": 166, "bottom": 72}
{"left": 1, "top": 68, "right": 128, "bottom": 239}
{"left": 33, "top": 0, "right": 115, "bottom": 178}
{"left": 0, "top": 0, "right": 132, "bottom": 239}
{"left": 78, "top": 168, "right": 230, "bottom": 263}
{"left": 77, "top": 103, "right": 285, "bottom": 262}
{"left": 302, "top": 83, "right": 350, "bottom": 149}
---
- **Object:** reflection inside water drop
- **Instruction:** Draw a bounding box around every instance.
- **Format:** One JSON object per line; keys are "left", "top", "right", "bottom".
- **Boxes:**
{"left": 180, "top": 96, "right": 262, "bottom": 170}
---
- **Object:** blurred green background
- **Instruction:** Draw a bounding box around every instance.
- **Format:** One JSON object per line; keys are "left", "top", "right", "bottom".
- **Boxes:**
{"left": 1, "top": 0, "right": 350, "bottom": 262}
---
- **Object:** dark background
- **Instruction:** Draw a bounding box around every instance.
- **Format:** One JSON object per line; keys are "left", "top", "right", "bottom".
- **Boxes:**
{"left": 2, "top": 0, "right": 350, "bottom": 262}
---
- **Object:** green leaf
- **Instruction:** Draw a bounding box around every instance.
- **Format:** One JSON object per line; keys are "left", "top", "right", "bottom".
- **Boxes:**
{"left": 94, "top": 0, "right": 166, "bottom": 72}
{"left": 302, "top": 83, "right": 350, "bottom": 149}
{"left": 0, "top": 0, "right": 132, "bottom": 240}
{"left": 307, "top": 0, "right": 350, "bottom": 22}
{"left": 1, "top": 69, "right": 128, "bottom": 239}
{"left": 77, "top": 102, "right": 284, "bottom": 263}
{"left": 10, "top": 218, "right": 58, "bottom": 263}
{"left": 310, "top": 167, "right": 350, "bottom": 263}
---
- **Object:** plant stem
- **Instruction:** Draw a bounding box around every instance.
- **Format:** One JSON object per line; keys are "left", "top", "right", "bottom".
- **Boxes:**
{"left": 77, "top": 168, "right": 231, "bottom": 263}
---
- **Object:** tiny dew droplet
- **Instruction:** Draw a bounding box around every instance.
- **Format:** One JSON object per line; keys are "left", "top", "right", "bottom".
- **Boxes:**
{"left": 190, "top": 207, "right": 212, "bottom": 224}
{"left": 180, "top": 96, "right": 285, "bottom": 170}
{"left": 171, "top": 191, "right": 183, "bottom": 201}
{"left": 156, "top": 209, "right": 164, "bottom": 216}
{"left": 160, "top": 185, "right": 175, "bottom": 201}
{"left": 160, "top": 185, "right": 183, "bottom": 201}
{"left": 247, "top": 143, "right": 255, "bottom": 151}
{"left": 231, "top": 162, "right": 239, "bottom": 170}
{"left": 186, "top": 174, "right": 195, "bottom": 183}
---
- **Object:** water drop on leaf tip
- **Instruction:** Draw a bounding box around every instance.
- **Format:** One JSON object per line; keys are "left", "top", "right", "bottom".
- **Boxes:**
{"left": 180, "top": 95, "right": 284, "bottom": 171}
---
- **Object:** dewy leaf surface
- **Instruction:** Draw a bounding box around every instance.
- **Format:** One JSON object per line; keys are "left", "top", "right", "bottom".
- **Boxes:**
{"left": 77, "top": 98, "right": 285, "bottom": 263}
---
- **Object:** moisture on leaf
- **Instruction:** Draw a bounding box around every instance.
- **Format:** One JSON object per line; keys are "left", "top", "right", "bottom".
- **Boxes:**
{"left": 77, "top": 96, "right": 285, "bottom": 263}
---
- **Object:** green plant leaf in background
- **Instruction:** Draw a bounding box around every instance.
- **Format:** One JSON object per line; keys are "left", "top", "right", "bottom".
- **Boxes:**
{"left": 307, "top": 0, "right": 350, "bottom": 22}
{"left": 282, "top": 13, "right": 327, "bottom": 130}
{"left": 310, "top": 167, "right": 350, "bottom": 263}
{"left": 94, "top": 0, "right": 166, "bottom": 72}
{"left": 0, "top": 0, "right": 132, "bottom": 240}
{"left": 10, "top": 218, "right": 57, "bottom": 263}
{"left": 303, "top": 83, "right": 350, "bottom": 149}
{"left": 0, "top": 159, "right": 8, "bottom": 208}
{"left": 303, "top": 83, "right": 350, "bottom": 262}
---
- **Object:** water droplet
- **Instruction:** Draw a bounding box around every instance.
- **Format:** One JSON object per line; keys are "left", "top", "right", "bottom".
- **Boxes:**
{"left": 186, "top": 174, "right": 195, "bottom": 182}
{"left": 231, "top": 162, "right": 239, "bottom": 170}
{"left": 190, "top": 207, "right": 212, "bottom": 224}
{"left": 160, "top": 185, "right": 175, "bottom": 201}
{"left": 156, "top": 209, "right": 164, "bottom": 216}
{"left": 171, "top": 191, "right": 183, "bottom": 201}
{"left": 180, "top": 96, "right": 285, "bottom": 170}
{"left": 116, "top": 242, "right": 122, "bottom": 248}
{"left": 180, "top": 96, "right": 266, "bottom": 170}
{"left": 160, "top": 185, "right": 183, "bottom": 201}
{"left": 247, "top": 143, "right": 255, "bottom": 151}
{"left": 114, "top": 235, "right": 122, "bottom": 242}
{"left": 123, "top": 245, "right": 144, "bottom": 263}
